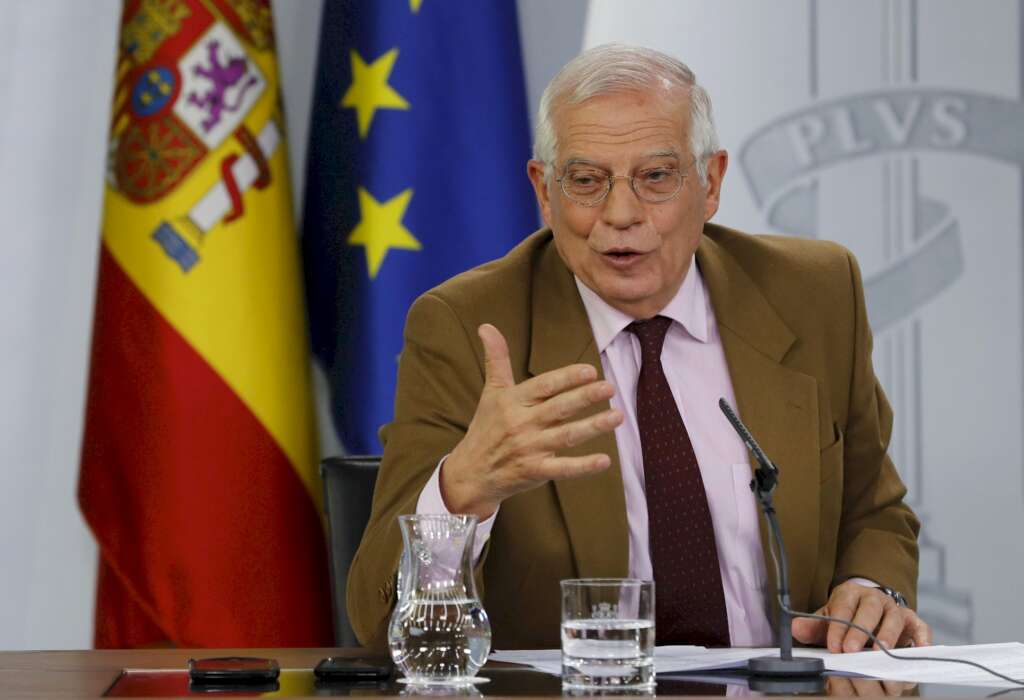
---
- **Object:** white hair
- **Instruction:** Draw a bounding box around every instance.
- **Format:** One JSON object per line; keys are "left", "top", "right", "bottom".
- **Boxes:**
{"left": 533, "top": 43, "right": 719, "bottom": 186}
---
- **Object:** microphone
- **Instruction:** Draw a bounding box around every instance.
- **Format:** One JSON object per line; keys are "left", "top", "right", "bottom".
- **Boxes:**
{"left": 718, "top": 398, "right": 778, "bottom": 497}
{"left": 718, "top": 398, "right": 825, "bottom": 683}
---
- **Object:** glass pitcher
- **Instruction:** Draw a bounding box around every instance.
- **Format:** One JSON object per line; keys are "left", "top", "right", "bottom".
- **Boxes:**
{"left": 388, "top": 514, "right": 491, "bottom": 685}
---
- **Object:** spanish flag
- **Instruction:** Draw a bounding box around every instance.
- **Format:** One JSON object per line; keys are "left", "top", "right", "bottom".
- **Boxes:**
{"left": 78, "top": 0, "right": 331, "bottom": 647}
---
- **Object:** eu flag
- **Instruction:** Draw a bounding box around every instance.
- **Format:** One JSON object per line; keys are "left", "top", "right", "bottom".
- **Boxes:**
{"left": 302, "top": 0, "right": 538, "bottom": 453}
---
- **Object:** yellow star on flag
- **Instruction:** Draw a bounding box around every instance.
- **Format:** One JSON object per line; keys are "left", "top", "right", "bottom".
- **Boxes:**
{"left": 340, "top": 48, "right": 409, "bottom": 139}
{"left": 410, "top": 0, "right": 424, "bottom": 12}
{"left": 348, "top": 187, "right": 421, "bottom": 278}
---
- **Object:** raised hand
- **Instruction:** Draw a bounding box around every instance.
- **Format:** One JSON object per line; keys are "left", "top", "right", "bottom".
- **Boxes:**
{"left": 440, "top": 323, "right": 624, "bottom": 519}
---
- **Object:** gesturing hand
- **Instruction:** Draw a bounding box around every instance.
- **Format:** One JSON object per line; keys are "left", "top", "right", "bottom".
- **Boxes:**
{"left": 791, "top": 580, "right": 932, "bottom": 653}
{"left": 440, "top": 323, "right": 624, "bottom": 519}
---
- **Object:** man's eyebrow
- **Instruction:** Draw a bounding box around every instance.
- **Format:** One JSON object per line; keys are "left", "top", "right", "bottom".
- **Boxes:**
{"left": 644, "top": 150, "right": 681, "bottom": 160}
{"left": 563, "top": 151, "right": 681, "bottom": 168}
{"left": 563, "top": 157, "right": 604, "bottom": 168}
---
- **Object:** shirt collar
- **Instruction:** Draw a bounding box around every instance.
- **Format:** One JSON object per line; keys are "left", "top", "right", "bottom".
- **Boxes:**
{"left": 574, "top": 255, "right": 710, "bottom": 353}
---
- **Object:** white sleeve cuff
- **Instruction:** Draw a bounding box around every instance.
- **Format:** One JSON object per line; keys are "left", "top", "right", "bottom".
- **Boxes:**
{"left": 416, "top": 455, "right": 497, "bottom": 562}
{"left": 846, "top": 577, "right": 879, "bottom": 589}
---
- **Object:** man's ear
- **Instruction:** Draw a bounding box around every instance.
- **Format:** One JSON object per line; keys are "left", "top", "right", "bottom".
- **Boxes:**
{"left": 527, "top": 159, "right": 554, "bottom": 229}
{"left": 702, "top": 150, "right": 728, "bottom": 221}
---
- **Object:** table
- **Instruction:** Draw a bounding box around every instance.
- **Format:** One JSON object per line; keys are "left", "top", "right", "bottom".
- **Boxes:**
{"left": 0, "top": 647, "right": 1020, "bottom": 698}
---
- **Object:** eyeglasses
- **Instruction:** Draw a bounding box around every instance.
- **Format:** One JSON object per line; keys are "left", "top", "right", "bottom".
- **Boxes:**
{"left": 555, "top": 163, "right": 690, "bottom": 207}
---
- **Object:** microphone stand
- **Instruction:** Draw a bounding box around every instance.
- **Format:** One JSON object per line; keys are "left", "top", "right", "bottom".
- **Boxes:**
{"left": 718, "top": 400, "right": 825, "bottom": 691}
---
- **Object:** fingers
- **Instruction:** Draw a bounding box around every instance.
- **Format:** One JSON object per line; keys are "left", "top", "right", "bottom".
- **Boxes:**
{"left": 826, "top": 587, "right": 859, "bottom": 653}
{"left": 532, "top": 379, "right": 616, "bottom": 425}
{"left": 871, "top": 603, "right": 905, "bottom": 650}
{"left": 478, "top": 324, "right": 515, "bottom": 389}
{"left": 539, "top": 453, "right": 613, "bottom": 480}
{"left": 533, "top": 408, "right": 624, "bottom": 452}
{"left": 896, "top": 611, "right": 933, "bottom": 649}
{"left": 791, "top": 608, "right": 828, "bottom": 645}
{"left": 841, "top": 593, "right": 886, "bottom": 652}
{"left": 519, "top": 363, "right": 599, "bottom": 404}
{"left": 913, "top": 613, "right": 933, "bottom": 647}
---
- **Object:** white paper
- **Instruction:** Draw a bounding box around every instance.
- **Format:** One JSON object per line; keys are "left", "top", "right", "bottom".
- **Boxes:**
{"left": 820, "top": 643, "right": 1024, "bottom": 688}
{"left": 490, "top": 642, "right": 1024, "bottom": 688}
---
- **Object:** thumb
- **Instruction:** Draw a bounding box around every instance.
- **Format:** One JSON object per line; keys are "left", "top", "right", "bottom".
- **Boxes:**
{"left": 791, "top": 607, "right": 828, "bottom": 645}
{"left": 478, "top": 324, "right": 515, "bottom": 389}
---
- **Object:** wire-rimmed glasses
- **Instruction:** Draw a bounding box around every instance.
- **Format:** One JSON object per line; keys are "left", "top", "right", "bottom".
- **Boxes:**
{"left": 556, "top": 163, "right": 690, "bottom": 207}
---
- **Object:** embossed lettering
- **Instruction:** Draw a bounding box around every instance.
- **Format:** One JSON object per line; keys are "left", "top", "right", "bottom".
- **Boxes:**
{"left": 931, "top": 98, "right": 968, "bottom": 146}
{"left": 786, "top": 115, "right": 826, "bottom": 167}
{"left": 874, "top": 97, "right": 922, "bottom": 145}
{"left": 834, "top": 107, "right": 874, "bottom": 154}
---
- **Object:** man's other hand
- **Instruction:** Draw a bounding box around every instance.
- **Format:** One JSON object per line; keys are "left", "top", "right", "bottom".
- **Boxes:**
{"left": 791, "top": 580, "right": 933, "bottom": 653}
{"left": 440, "top": 323, "right": 624, "bottom": 519}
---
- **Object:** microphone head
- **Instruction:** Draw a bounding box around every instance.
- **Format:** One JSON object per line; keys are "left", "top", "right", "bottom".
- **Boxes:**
{"left": 718, "top": 397, "right": 779, "bottom": 478}
{"left": 718, "top": 398, "right": 740, "bottom": 426}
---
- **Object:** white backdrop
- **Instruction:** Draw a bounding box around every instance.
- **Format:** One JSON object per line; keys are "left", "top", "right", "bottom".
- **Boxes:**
{"left": 1, "top": 0, "right": 1020, "bottom": 649}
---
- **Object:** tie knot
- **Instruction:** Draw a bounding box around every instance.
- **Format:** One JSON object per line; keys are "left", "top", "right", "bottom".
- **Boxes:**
{"left": 628, "top": 316, "right": 673, "bottom": 355}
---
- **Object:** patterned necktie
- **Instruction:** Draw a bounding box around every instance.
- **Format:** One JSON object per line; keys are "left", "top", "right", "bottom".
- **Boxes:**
{"left": 628, "top": 316, "right": 731, "bottom": 647}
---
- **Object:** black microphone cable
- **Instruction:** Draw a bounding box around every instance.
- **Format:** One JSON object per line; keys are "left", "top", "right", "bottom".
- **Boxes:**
{"left": 762, "top": 529, "right": 1024, "bottom": 689}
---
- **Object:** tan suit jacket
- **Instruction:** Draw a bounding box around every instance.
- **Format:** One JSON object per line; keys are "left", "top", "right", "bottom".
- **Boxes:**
{"left": 347, "top": 224, "right": 920, "bottom": 650}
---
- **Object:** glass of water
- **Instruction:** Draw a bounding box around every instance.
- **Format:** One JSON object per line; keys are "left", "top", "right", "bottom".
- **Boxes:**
{"left": 560, "top": 578, "right": 655, "bottom": 689}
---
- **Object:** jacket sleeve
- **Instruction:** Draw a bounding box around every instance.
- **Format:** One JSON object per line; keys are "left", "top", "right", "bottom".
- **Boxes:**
{"left": 831, "top": 249, "right": 921, "bottom": 608}
{"left": 346, "top": 292, "right": 486, "bottom": 649}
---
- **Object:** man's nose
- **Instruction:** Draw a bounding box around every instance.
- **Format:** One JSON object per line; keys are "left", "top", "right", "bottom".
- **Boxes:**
{"left": 600, "top": 176, "right": 645, "bottom": 229}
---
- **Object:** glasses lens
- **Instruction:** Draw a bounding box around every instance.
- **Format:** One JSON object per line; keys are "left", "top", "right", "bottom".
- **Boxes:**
{"left": 562, "top": 168, "right": 608, "bottom": 204}
{"left": 635, "top": 168, "right": 683, "bottom": 201}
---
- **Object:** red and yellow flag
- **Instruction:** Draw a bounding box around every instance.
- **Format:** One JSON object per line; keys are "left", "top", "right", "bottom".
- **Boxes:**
{"left": 78, "top": 0, "right": 331, "bottom": 647}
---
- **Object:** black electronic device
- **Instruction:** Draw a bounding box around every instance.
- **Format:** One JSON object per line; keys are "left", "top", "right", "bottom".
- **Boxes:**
{"left": 187, "top": 656, "right": 280, "bottom": 684}
{"left": 313, "top": 656, "right": 394, "bottom": 682}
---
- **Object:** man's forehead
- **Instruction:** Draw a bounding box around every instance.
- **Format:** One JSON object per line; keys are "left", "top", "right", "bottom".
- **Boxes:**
{"left": 557, "top": 124, "right": 687, "bottom": 165}
{"left": 553, "top": 89, "right": 690, "bottom": 159}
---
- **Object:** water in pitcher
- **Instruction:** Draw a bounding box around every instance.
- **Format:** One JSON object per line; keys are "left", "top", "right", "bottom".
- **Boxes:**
{"left": 389, "top": 598, "right": 490, "bottom": 682}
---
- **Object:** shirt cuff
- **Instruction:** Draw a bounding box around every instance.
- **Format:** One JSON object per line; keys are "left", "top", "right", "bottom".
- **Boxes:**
{"left": 845, "top": 577, "right": 879, "bottom": 589}
{"left": 416, "top": 455, "right": 497, "bottom": 563}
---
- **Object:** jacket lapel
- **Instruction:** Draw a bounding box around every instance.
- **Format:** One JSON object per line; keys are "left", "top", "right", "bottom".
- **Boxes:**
{"left": 528, "top": 239, "right": 630, "bottom": 579}
{"left": 697, "top": 232, "right": 821, "bottom": 612}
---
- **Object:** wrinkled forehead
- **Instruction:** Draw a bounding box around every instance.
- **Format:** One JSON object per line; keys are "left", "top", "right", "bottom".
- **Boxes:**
{"left": 552, "top": 87, "right": 692, "bottom": 163}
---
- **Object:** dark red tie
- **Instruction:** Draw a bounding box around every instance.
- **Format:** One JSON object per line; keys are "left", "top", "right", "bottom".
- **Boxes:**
{"left": 629, "top": 316, "right": 731, "bottom": 647}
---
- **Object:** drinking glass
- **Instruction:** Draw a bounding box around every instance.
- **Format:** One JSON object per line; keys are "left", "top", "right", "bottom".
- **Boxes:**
{"left": 560, "top": 578, "right": 655, "bottom": 689}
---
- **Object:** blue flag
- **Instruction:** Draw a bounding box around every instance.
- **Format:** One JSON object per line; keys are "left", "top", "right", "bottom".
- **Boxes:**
{"left": 302, "top": 0, "right": 538, "bottom": 454}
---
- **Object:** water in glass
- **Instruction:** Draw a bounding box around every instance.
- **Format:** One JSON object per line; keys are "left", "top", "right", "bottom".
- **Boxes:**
{"left": 561, "top": 579, "right": 655, "bottom": 688}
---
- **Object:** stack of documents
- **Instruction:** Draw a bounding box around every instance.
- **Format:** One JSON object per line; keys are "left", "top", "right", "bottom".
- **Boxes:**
{"left": 490, "top": 642, "right": 1024, "bottom": 688}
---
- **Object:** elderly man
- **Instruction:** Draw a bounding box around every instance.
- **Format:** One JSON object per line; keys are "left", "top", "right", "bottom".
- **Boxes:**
{"left": 348, "top": 44, "right": 930, "bottom": 652}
